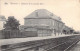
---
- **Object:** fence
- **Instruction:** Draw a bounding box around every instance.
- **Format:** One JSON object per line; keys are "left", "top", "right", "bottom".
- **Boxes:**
{"left": 0, "top": 30, "right": 38, "bottom": 39}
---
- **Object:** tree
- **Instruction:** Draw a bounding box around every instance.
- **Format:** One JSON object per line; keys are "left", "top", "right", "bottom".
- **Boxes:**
{"left": 4, "top": 16, "right": 20, "bottom": 30}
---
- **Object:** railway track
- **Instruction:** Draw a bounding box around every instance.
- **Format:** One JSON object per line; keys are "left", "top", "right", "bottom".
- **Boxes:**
{"left": 64, "top": 40, "right": 79, "bottom": 51}
{"left": 46, "top": 40, "right": 80, "bottom": 51}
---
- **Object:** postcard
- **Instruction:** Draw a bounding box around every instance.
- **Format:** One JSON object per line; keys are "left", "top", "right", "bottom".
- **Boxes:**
{"left": 0, "top": 0, "right": 80, "bottom": 51}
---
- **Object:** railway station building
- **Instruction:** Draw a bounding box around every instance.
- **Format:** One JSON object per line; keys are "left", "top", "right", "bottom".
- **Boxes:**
{"left": 21, "top": 9, "right": 65, "bottom": 36}
{"left": 63, "top": 26, "right": 74, "bottom": 34}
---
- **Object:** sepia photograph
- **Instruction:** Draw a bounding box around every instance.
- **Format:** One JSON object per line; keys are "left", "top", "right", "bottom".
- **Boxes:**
{"left": 0, "top": 0, "right": 80, "bottom": 51}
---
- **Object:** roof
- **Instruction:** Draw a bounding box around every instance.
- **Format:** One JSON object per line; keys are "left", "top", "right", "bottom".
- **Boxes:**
{"left": 63, "top": 26, "right": 74, "bottom": 31}
{"left": 24, "top": 9, "right": 61, "bottom": 21}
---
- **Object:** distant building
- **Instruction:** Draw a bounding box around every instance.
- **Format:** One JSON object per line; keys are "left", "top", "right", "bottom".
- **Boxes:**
{"left": 0, "top": 15, "right": 6, "bottom": 30}
{"left": 63, "top": 26, "right": 74, "bottom": 34}
{"left": 21, "top": 9, "right": 65, "bottom": 36}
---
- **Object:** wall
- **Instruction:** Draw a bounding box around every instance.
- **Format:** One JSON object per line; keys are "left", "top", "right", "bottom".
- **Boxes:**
{"left": 24, "top": 18, "right": 53, "bottom": 27}
{"left": 38, "top": 29, "right": 53, "bottom": 37}
{"left": 52, "top": 20, "right": 64, "bottom": 34}
{"left": 24, "top": 18, "right": 65, "bottom": 36}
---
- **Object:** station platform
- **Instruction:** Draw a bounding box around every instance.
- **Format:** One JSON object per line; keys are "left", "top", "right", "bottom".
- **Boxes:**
{"left": 68, "top": 41, "right": 80, "bottom": 51}
{"left": 0, "top": 34, "right": 77, "bottom": 46}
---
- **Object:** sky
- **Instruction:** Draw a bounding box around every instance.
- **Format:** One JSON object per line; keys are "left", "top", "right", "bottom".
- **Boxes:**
{"left": 0, "top": 0, "right": 80, "bottom": 31}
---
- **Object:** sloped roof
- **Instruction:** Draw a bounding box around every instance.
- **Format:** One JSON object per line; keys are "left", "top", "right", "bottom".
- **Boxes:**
{"left": 63, "top": 26, "right": 73, "bottom": 31}
{"left": 24, "top": 9, "right": 61, "bottom": 21}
